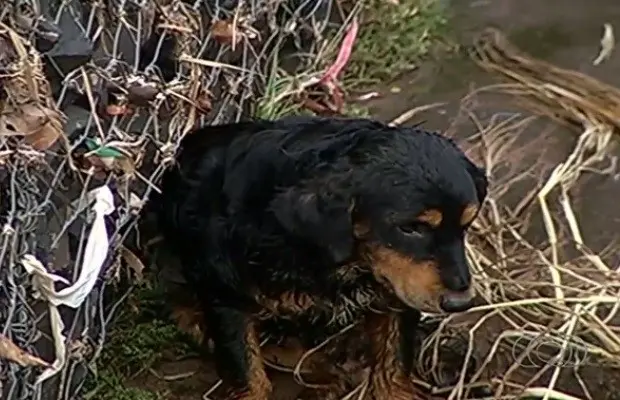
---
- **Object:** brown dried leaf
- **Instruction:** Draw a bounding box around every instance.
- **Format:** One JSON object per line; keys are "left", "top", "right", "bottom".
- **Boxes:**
{"left": 83, "top": 153, "right": 135, "bottom": 178}
{"left": 7, "top": 104, "right": 49, "bottom": 132}
{"left": 0, "top": 104, "right": 62, "bottom": 150}
{"left": 171, "top": 305, "right": 204, "bottom": 343}
{"left": 121, "top": 246, "right": 145, "bottom": 282}
{"left": 211, "top": 20, "right": 237, "bottom": 44}
{"left": 26, "top": 122, "right": 61, "bottom": 150}
{"left": 106, "top": 104, "right": 131, "bottom": 116}
{"left": 0, "top": 334, "right": 49, "bottom": 367}
{"left": 83, "top": 155, "right": 108, "bottom": 179}
{"left": 0, "top": 116, "right": 24, "bottom": 136}
{"left": 84, "top": 154, "right": 107, "bottom": 169}
{"left": 196, "top": 89, "right": 213, "bottom": 113}
{"left": 113, "top": 156, "right": 136, "bottom": 175}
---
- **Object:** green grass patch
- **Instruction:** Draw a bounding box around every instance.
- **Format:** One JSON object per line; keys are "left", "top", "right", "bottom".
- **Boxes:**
{"left": 254, "top": 69, "right": 371, "bottom": 119}
{"left": 342, "top": 103, "right": 371, "bottom": 117}
{"left": 345, "top": 0, "right": 449, "bottom": 88}
{"left": 254, "top": 72, "right": 305, "bottom": 119}
{"left": 86, "top": 372, "right": 167, "bottom": 400}
{"left": 84, "top": 283, "right": 193, "bottom": 399}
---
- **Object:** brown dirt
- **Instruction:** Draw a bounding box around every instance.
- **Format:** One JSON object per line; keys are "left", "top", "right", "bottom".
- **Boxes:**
{"left": 122, "top": 0, "right": 620, "bottom": 398}
{"left": 124, "top": 358, "right": 302, "bottom": 400}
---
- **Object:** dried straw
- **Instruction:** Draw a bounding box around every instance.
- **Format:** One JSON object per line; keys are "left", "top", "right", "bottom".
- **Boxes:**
{"left": 415, "top": 28, "right": 620, "bottom": 400}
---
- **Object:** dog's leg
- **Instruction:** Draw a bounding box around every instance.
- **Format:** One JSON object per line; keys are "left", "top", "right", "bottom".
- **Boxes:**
{"left": 296, "top": 376, "right": 351, "bottom": 400}
{"left": 294, "top": 356, "right": 355, "bottom": 400}
{"left": 206, "top": 305, "right": 272, "bottom": 400}
{"left": 262, "top": 339, "right": 356, "bottom": 400}
{"left": 365, "top": 310, "right": 426, "bottom": 400}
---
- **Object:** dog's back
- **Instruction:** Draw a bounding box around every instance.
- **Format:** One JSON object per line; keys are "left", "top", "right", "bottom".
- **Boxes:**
{"left": 148, "top": 116, "right": 394, "bottom": 291}
{"left": 150, "top": 120, "right": 253, "bottom": 254}
{"left": 152, "top": 116, "right": 386, "bottom": 234}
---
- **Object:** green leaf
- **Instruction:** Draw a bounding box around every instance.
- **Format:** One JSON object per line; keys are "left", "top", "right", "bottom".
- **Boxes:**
{"left": 94, "top": 147, "right": 124, "bottom": 158}
{"left": 84, "top": 138, "right": 123, "bottom": 158}
{"left": 84, "top": 138, "right": 99, "bottom": 151}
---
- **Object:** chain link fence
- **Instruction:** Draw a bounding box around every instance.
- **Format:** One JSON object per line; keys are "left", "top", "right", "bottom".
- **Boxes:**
{"left": 0, "top": 0, "right": 360, "bottom": 398}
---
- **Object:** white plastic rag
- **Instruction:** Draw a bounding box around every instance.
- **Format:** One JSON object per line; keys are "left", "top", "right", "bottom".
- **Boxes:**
{"left": 21, "top": 185, "right": 115, "bottom": 384}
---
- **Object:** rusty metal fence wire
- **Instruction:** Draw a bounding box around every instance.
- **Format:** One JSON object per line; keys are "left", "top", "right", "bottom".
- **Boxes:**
{"left": 0, "top": 0, "right": 360, "bottom": 398}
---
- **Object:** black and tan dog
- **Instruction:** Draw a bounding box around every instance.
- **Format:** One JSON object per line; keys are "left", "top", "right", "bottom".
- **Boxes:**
{"left": 148, "top": 116, "right": 488, "bottom": 399}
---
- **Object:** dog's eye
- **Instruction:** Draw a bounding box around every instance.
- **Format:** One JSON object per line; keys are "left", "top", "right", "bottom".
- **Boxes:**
{"left": 398, "top": 222, "right": 427, "bottom": 236}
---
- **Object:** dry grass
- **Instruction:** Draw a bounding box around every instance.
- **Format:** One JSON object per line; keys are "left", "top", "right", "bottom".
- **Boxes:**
{"left": 415, "top": 29, "right": 620, "bottom": 400}
{"left": 0, "top": 22, "right": 66, "bottom": 156}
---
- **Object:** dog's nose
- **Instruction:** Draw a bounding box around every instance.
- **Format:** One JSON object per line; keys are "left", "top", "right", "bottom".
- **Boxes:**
{"left": 440, "top": 290, "right": 475, "bottom": 313}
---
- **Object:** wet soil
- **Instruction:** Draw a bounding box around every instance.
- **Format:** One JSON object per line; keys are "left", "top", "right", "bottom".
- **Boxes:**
{"left": 124, "top": 0, "right": 620, "bottom": 398}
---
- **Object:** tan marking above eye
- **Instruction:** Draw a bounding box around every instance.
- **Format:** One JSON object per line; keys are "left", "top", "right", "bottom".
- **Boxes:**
{"left": 416, "top": 209, "right": 443, "bottom": 228}
{"left": 460, "top": 203, "right": 479, "bottom": 226}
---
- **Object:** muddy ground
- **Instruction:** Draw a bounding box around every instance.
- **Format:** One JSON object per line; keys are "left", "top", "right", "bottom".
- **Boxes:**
{"left": 96, "top": 0, "right": 620, "bottom": 399}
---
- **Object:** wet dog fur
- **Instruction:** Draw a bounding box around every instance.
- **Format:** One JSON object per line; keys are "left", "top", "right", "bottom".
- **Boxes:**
{"left": 148, "top": 116, "right": 488, "bottom": 399}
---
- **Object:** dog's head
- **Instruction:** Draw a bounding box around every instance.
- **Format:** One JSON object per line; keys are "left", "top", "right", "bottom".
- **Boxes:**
{"left": 270, "top": 122, "right": 487, "bottom": 314}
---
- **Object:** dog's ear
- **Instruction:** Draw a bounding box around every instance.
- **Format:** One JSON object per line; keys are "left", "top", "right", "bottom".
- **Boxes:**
{"left": 270, "top": 188, "right": 354, "bottom": 264}
{"left": 462, "top": 156, "right": 488, "bottom": 204}
{"left": 443, "top": 136, "right": 488, "bottom": 204}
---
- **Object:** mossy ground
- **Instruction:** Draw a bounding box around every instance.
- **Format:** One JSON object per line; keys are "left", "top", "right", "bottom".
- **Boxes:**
{"left": 344, "top": 0, "right": 449, "bottom": 88}
{"left": 84, "top": 283, "right": 197, "bottom": 399}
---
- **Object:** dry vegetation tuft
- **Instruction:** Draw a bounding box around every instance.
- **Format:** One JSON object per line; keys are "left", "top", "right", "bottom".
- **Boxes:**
{"left": 410, "top": 28, "right": 620, "bottom": 400}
